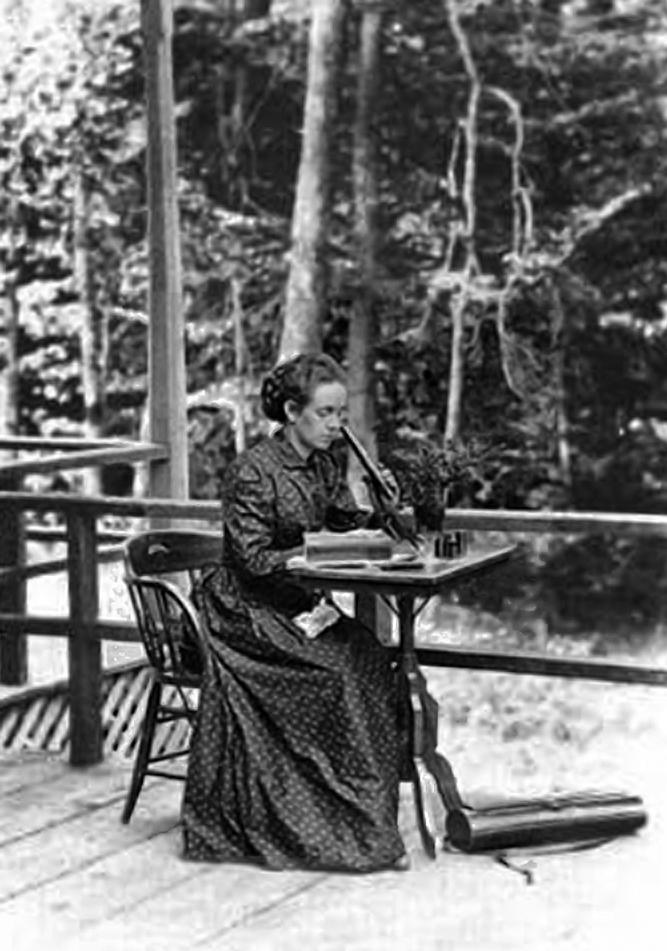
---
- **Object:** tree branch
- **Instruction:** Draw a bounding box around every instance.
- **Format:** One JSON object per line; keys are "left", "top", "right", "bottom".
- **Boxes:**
{"left": 442, "top": 0, "right": 481, "bottom": 444}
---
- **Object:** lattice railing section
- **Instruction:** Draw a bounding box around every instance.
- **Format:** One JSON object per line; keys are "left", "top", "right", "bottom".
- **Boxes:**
{"left": 0, "top": 661, "right": 196, "bottom": 758}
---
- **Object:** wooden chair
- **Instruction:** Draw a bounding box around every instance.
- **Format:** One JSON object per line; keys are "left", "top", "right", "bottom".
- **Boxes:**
{"left": 120, "top": 529, "right": 221, "bottom": 824}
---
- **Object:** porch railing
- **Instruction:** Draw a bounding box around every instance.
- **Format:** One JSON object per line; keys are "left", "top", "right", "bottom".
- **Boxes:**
{"left": 1, "top": 442, "right": 667, "bottom": 766}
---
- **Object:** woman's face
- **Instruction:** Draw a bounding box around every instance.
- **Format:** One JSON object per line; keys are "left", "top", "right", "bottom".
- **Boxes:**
{"left": 285, "top": 381, "right": 347, "bottom": 457}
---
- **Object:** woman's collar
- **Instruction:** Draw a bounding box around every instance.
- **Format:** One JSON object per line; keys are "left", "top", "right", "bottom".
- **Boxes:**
{"left": 272, "top": 428, "right": 314, "bottom": 468}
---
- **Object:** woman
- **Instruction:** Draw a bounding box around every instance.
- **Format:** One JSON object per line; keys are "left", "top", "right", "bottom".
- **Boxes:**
{"left": 182, "top": 353, "right": 407, "bottom": 872}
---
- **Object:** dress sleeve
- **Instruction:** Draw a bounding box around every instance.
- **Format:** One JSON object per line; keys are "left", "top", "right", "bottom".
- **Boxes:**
{"left": 221, "top": 459, "right": 288, "bottom": 577}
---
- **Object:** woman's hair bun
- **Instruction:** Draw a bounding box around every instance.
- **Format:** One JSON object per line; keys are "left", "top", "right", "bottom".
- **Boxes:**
{"left": 260, "top": 369, "right": 290, "bottom": 422}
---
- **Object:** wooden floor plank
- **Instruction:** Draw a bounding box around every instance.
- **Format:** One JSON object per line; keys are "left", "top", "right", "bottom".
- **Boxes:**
{"left": 197, "top": 830, "right": 664, "bottom": 951}
{"left": 0, "top": 832, "right": 209, "bottom": 951}
{"left": 16, "top": 793, "right": 424, "bottom": 951}
{"left": 0, "top": 827, "right": 207, "bottom": 951}
{"left": 1, "top": 696, "right": 666, "bottom": 951}
{"left": 0, "top": 780, "right": 182, "bottom": 903}
{"left": 53, "top": 866, "right": 329, "bottom": 951}
{"left": 0, "top": 751, "right": 68, "bottom": 797}
{"left": 0, "top": 756, "right": 136, "bottom": 846}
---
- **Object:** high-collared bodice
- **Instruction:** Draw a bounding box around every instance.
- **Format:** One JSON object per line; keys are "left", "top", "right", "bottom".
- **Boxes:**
{"left": 214, "top": 430, "right": 371, "bottom": 614}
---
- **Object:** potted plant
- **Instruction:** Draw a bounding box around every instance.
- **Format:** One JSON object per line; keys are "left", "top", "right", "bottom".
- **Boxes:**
{"left": 382, "top": 433, "right": 482, "bottom": 533}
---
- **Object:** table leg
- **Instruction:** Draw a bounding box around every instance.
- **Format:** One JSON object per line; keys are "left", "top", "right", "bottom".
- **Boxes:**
{"left": 396, "top": 596, "right": 464, "bottom": 857}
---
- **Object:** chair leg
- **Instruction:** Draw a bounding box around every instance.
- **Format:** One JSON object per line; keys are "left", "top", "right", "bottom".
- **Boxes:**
{"left": 121, "top": 679, "right": 161, "bottom": 824}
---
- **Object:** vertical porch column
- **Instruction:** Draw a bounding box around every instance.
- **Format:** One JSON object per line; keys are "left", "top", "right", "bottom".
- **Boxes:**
{"left": 0, "top": 482, "right": 27, "bottom": 684}
{"left": 141, "top": 0, "right": 189, "bottom": 502}
{"left": 67, "top": 510, "right": 102, "bottom": 766}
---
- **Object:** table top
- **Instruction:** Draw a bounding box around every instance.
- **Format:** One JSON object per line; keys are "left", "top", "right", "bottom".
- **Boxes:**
{"left": 287, "top": 543, "right": 517, "bottom": 597}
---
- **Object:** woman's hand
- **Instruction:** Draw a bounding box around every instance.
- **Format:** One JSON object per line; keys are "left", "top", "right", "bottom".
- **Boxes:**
{"left": 293, "top": 599, "right": 341, "bottom": 639}
{"left": 379, "top": 466, "right": 401, "bottom": 504}
{"left": 363, "top": 467, "right": 401, "bottom": 505}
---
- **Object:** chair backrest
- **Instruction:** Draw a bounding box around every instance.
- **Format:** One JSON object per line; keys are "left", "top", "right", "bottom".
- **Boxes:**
{"left": 123, "top": 530, "right": 221, "bottom": 677}
{"left": 124, "top": 529, "right": 221, "bottom": 580}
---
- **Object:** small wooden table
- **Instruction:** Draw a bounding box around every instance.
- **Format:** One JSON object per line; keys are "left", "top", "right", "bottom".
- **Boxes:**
{"left": 288, "top": 544, "right": 516, "bottom": 857}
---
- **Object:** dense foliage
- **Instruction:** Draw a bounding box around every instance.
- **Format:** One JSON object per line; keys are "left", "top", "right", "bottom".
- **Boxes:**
{"left": 1, "top": 0, "right": 667, "bottom": 640}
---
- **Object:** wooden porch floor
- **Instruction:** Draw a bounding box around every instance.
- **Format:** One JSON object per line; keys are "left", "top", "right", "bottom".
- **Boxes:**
{"left": 1, "top": 720, "right": 665, "bottom": 951}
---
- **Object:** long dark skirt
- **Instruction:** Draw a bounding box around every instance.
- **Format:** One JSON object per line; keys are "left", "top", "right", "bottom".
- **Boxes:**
{"left": 181, "top": 587, "right": 405, "bottom": 872}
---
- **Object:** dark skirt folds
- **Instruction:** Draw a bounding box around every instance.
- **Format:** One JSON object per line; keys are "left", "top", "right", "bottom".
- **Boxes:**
{"left": 181, "top": 569, "right": 404, "bottom": 872}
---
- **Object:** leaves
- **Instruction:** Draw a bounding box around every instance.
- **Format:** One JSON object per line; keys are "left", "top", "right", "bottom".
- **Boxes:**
{"left": 0, "top": 0, "right": 665, "bottom": 533}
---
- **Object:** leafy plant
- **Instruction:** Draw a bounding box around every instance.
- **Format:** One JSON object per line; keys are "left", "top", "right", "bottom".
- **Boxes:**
{"left": 381, "top": 433, "right": 486, "bottom": 528}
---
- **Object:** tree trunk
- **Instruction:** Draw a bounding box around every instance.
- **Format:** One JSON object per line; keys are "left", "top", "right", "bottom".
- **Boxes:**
{"left": 346, "top": 4, "right": 382, "bottom": 503}
{"left": 243, "top": 0, "right": 270, "bottom": 16}
{"left": 142, "top": 0, "right": 189, "bottom": 503}
{"left": 444, "top": 293, "right": 466, "bottom": 445}
{"left": 231, "top": 275, "right": 247, "bottom": 454}
{"left": 228, "top": 0, "right": 272, "bottom": 206}
{"left": 73, "top": 166, "right": 103, "bottom": 495}
{"left": 552, "top": 286, "right": 572, "bottom": 489}
{"left": 279, "top": 0, "right": 344, "bottom": 361}
{"left": 554, "top": 367, "right": 571, "bottom": 488}
{"left": 443, "top": 0, "right": 480, "bottom": 447}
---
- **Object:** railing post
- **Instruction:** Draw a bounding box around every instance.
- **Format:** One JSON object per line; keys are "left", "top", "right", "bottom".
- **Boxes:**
{"left": 0, "top": 477, "right": 27, "bottom": 684}
{"left": 67, "top": 510, "right": 103, "bottom": 766}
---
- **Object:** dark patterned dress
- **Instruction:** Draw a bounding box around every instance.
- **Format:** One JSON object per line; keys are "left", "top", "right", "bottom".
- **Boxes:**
{"left": 181, "top": 430, "right": 405, "bottom": 871}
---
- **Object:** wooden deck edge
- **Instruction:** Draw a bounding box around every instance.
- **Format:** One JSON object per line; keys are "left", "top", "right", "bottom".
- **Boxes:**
{"left": 0, "top": 659, "right": 148, "bottom": 710}
{"left": 0, "top": 660, "right": 158, "bottom": 759}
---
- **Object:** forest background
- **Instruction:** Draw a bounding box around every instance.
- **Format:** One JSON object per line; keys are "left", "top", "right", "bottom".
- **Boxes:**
{"left": 1, "top": 0, "right": 667, "bottom": 657}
